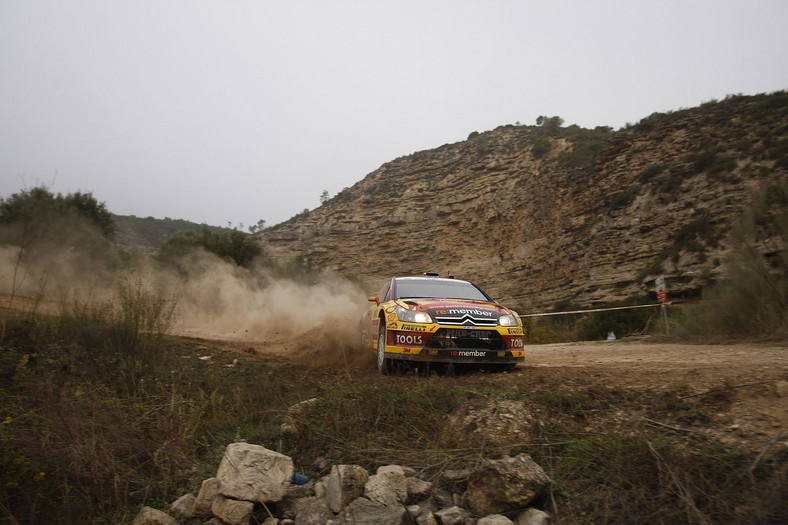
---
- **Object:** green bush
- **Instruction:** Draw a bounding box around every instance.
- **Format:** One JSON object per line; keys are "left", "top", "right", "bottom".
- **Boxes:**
{"left": 638, "top": 164, "right": 667, "bottom": 184}
{"left": 666, "top": 214, "right": 722, "bottom": 263}
{"left": 0, "top": 186, "right": 115, "bottom": 240}
{"left": 555, "top": 125, "right": 611, "bottom": 169}
{"left": 576, "top": 296, "right": 656, "bottom": 340}
{"left": 531, "top": 136, "right": 551, "bottom": 158}
{"left": 158, "top": 227, "right": 262, "bottom": 268}
{"left": 605, "top": 188, "right": 638, "bottom": 212}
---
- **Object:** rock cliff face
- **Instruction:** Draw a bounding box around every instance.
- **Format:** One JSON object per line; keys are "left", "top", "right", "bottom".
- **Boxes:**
{"left": 258, "top": 92, "right": 788, "bottom": 312}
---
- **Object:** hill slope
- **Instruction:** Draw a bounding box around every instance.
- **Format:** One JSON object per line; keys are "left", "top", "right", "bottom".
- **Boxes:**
{"left": 112, "top": 214, "right": 233, "bottom": 253}
{"left": 258, "top": 92, "right": 788, "bottom": 312}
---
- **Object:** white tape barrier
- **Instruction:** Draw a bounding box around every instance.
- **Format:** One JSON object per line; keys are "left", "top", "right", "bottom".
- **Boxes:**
{"left": 520, "top": 301, "right": 673, "bottom": 318}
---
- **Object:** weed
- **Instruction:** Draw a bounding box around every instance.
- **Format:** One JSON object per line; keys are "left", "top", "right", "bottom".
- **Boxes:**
{"left": 638, "top": 163, "right": 667, "bottom": 184}
{"left": 682, "top": 178, "right": 788, "bottom": 337}
{"left": 531, "top": 136, "right": 551, "bottom": 158}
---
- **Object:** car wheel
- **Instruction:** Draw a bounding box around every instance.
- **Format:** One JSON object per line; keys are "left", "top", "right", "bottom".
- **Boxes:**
{"left": 377, "top": 321, "right": 391, "bottom": 375}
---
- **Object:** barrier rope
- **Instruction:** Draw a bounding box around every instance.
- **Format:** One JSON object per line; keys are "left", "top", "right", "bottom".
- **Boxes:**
{"left": 520, "top": 301, "right": 673, "bottom": 318}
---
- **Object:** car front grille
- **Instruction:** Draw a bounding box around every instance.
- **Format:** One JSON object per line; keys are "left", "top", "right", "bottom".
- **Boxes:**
{"left": 432, "top": 310, "right": 499, "bottom": 327}
{"left": 425, "top": 328, "right": 507, "bottom": 350}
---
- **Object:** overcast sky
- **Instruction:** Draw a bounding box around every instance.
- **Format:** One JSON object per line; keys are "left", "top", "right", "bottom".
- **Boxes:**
{"left": 2, "top": 1, "right": 787, "bottom": 229}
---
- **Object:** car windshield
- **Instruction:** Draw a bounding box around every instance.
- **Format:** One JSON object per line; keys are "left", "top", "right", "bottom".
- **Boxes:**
{"left": 393, "top": 279, "right": 491, "bottom": 302}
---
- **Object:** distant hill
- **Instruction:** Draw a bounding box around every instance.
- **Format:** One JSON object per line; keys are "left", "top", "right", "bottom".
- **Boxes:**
{"left": 257, "top": 91, "right": 788, "bottom": 312}
{"left": 112, "top": 214, "right": 232, "bottom": 253}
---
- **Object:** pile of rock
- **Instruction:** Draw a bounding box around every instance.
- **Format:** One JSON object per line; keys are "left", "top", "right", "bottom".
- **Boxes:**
{"left": 132, "top": 442, "right": 551, "bottom": 525}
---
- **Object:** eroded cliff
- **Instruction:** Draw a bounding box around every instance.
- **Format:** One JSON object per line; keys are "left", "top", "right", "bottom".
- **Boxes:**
{"left": 258, "top": 92, "right": 788, "bottom": 312}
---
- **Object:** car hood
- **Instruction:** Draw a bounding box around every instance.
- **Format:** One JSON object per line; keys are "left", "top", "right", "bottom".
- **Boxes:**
{"left": 395, "top": 298, "right": 512, "bottom": 323}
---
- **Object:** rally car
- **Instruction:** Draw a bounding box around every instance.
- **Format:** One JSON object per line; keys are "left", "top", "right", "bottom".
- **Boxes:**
{"left": 361, "top": 274, "right": 525, "bottom": 374}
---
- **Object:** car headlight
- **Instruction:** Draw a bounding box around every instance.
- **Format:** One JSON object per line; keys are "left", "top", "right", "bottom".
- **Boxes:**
{"left": 396, "top": 305, "right": 433, "bottom": 324}
{"left": 498, "top": 313, "right": 519, "bottom": 327}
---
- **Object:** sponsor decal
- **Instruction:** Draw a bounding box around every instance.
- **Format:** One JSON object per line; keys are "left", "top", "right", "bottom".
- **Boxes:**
{"left": 509, "top": 337, "right": 524, "bottom": 348}
{"left": 498, "top": 351, "right": 506, "bottom": 357}
{"left": 386, "top": 313, "right": 397, "bottom": 322}
{"left": 395, "top": 333, "right": 424, "bottom": 347}
{"left": 429, "top": 349, "right": 439, "bottom": 356}
{"left": 434, "top": 309, "right": 493, "bottom": 317}
{"left": 385, "top": 306, "right": 397, "bottom": 313}
{"left": 399, "top": 324, "right": 427, "bottom": 332}
{"left": 450, "top": 350, "right": 487, "bottom": 357}
{"left": 507, "top": 328, "right": 523, "bottom": 335}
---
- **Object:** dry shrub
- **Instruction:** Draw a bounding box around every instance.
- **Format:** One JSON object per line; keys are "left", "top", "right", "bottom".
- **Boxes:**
{"left": 683, "top": 179, "right": 788, "bottom": 339}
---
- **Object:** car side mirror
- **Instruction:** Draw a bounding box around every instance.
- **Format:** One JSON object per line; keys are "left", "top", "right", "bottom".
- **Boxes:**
{"left": 368, "top": 295, "right": 380, "bottom": 306}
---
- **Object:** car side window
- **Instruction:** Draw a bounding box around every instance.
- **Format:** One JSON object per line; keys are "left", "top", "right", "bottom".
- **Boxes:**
{"left": 380, "top": 282, "right": 391, "bottom": 302}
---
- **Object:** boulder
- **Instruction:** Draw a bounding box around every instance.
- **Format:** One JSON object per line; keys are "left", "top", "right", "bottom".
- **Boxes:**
{"left": 443, "top": 400, "right": 534, "bottom": 446}
{"left": 327, "top": 464, "right": 370, "bottom": 512}
{"left": 514, "top": 508, "right": 551, "bottom": 525}
{"left": 364, "top": 465, "right": 408, "bottom": 507}
{"left": 216, "top": 442, "right": 294, "bottom": 503}
{"left": 169, "top": 493, "right": 196, "bottom": 519}
{"left": 433, "top": 505, "right": 470, "bottom": 525}
{"left": 314, "top": 474, "right": 329, "bottom": 499}
{"left": 132, "top": 506, "right": 178, "bottom": 525}
{"left": 416, "top": 511, "right": 439, "bottom": 525}
{"left": 466, "top": 454, "right": 551, "bottom": 515}
{"left": 211, "top": 494, "right": 254, "bottom": 525}
{"left": 293, "top": 496, "right": 334, "bottom": 525}
{"left": 337, "top": 497, "right": 407, "bottom": 525}
{"left": 193, "top": 477, "right": 221, "bottom": 517}
{"left": 407, "top": 476, "right": 433, "bottom": 503}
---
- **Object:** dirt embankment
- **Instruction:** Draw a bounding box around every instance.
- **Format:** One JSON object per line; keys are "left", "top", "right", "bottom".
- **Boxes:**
{"left": 175, "top": 332, "right": 788, "bottom": 452}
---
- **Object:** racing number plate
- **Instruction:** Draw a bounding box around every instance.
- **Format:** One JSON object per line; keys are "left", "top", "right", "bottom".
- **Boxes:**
{"left": 445, "top": 329, "right": 493, "bottom": 340}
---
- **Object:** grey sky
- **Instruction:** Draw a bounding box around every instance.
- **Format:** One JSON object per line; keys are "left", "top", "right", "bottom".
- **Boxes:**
{"left": 2, "top": 1, "right": 787, "bottom": 229}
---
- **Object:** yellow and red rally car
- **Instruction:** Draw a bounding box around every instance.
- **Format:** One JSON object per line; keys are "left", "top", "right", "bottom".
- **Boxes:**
{"left": 361, "top": 274, "right": 525, "bottom": 374}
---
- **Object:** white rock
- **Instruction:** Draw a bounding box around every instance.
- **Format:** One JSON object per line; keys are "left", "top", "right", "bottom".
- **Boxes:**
{"left": 364, "top": 465, "right": 408, "bottom": 507}
{"left": 514, "top": 508, "right": 551, "bottom": 525}
{"left": 327, "top": 464, "right": 370, "bottom": 513}
{"left": 211, "top": 494, "right": 254, "bottom": 525}
{"left": 216, "top": 442, "right": 294, "bottom": 503}
{"left": 132, "top": 506, "right": 178, "bottom": 525}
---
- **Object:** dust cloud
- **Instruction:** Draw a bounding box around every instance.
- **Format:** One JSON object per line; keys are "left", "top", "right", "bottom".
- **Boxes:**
{"left": 0, "top": 238, "right": 375, "bottom": 370}
{"left": 172, "top": 252, "right": 374, "bottom": 369}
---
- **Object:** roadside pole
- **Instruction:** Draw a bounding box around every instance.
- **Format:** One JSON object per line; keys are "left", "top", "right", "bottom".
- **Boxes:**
{"left": 655, "top": 276, "right": 669, "bottom": 336}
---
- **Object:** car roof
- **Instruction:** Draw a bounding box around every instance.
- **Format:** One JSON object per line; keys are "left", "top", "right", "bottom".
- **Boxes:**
{"left": 393, "top": 276, "right": 472, "bottom": 284}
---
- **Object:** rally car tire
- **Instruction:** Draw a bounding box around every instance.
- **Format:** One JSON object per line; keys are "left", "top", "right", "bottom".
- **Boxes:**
{"left": 377, "top": 321, "right": 391, "bottom": 375}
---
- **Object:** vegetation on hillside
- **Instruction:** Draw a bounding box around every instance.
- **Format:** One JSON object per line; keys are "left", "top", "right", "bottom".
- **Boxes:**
{"left": 112, "top": 214, "right": 235, "bottom": 252}
{"left": 682, "top": 177, "right": 788, "bottom": 337}
{"left": 1, "top": 187, "right": 116, "bottom": 240}
{"left": 158, "top": 227, "right": 262, "bottom": 268}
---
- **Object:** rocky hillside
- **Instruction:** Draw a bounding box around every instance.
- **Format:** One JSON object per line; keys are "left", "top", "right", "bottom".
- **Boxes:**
{"left": 257, "top": 92, "right": 788, "bottom": 312}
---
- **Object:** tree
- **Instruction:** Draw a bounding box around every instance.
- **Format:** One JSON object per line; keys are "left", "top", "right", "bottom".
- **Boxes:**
{"left": 248, "top": 219, "right": 266, "bottom": 234}
{"left": 536, "top": 115, "right": 564, "bottom": 135}
{"left": 320, "top": 190, "right": 330, "bottom": 205}
{"left": 0, "top": 186, "right": 115, "bottom": 238}
{"left": 0, "top": 186, "right": 116, "bottom": 307}
{"left": 158, "top": 226, "right": 263, "bottom": 267}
